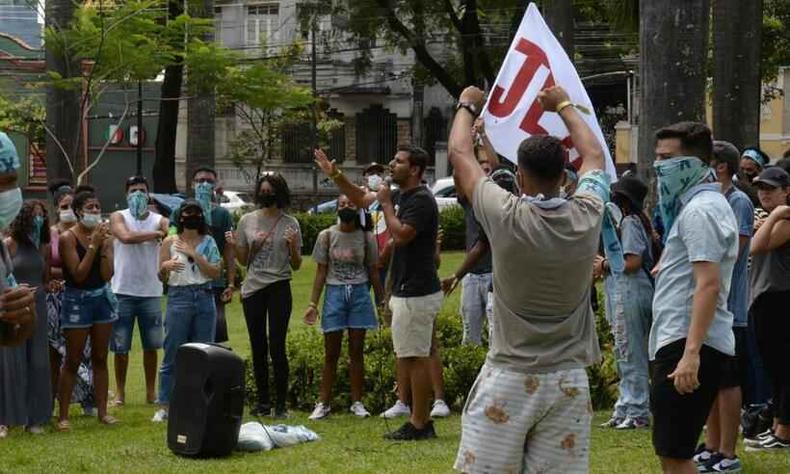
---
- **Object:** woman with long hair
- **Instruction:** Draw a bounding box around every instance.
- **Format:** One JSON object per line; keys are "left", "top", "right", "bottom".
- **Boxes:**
{"left": 46, "top": 180, "right": 95, "bottom": 416}
{"left": 151, "top": 199, "right": 220, "bottom": 423}
{"left": 227, "top": 173, "right": 302, "bottom": 418}
{"left": 0, "top": 201, "right": 51, "bottom": 437}
{"left": 745, "top": 167, "right": 790, "bottom": 451}
{"left": 304, "top": 194, "right": 383, "bottom": 420}
{"left": 595, "top": 175, "right": 656, "bottom": 430}
{"left": 57, "top": 186, "right": 116, "bottom": 431}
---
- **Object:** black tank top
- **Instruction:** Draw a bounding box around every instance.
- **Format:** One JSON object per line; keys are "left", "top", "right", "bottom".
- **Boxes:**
{"left": 64, "top": 236, "right": 105, "bottom": 290}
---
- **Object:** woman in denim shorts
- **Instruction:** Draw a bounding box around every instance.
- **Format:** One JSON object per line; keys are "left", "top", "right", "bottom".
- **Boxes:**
{"left": 57, "top": 186, "right": 117, "bottom": 431}
{"left": 304, "top": 194, "right": 384, "bottom": 420}
{"left": 151, "top": 199, "right": 220, "bottom": 423}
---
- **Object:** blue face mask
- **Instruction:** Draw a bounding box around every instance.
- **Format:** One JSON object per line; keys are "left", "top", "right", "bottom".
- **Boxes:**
{"left": 127, "top": 190, "right": 148, "bottom": 219}
{"left": 194, "top": 181, "right": 214, "bottom": 226}
{"left": 30, "top": 214, "right": 44, "bottom": 247}
{"left": 653, "top": 156, "right": 711, "bottom": 239}
{"left": 0, "top": 188, "right": 22, "bottom": 231}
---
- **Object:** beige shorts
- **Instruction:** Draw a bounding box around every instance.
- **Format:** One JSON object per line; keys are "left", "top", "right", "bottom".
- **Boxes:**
{"left": 389, "top": 291, "right": 443, "bottom": 358}
{"left": 454, "top": 365, "right": 592, "bottom": 474}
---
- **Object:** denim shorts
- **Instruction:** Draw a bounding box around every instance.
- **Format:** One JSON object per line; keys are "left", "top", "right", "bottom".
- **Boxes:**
{"left": 321, "top": 283, "right": 377, "bottom": 333}
{"left": 60, "top": 286, "right": 118, "bottom": 330}
{"left": 111, "top": 294, "right": 164, "bottom": 353}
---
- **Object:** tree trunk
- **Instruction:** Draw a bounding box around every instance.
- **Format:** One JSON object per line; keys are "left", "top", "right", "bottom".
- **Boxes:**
{"left": 185, "top": 0, "right": 215, "bottom": 191}
{"left": 542, "top": 0, "right": 574, "bottom": 60}
{"left": 637, "top": 0, "right": 710, "bottom": 183}
{"left": 152, "top": 63, "right": 182, "bottom": 193}
{"left": 712, "top": 0, "right": 762, "bottom": 151}
{"left": 45, "top": 0, "right": 80, "bottom": 183}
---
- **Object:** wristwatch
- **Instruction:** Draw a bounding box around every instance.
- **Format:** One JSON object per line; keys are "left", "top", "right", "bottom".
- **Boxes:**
{"left": 456, "top": 101, "right": 480, "bottom": 117}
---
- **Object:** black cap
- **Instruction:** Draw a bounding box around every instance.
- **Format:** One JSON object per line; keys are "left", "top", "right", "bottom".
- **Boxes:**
{"left": 753, "top": 167, "right": 790, "bottom": 188}
{"left": 612, "top": 175, "right": 648, "bottom": 211}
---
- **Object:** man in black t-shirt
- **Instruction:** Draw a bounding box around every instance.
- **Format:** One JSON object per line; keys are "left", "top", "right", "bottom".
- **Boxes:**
{"left": 315, "top": 145, "right": 442, "bottom": 440}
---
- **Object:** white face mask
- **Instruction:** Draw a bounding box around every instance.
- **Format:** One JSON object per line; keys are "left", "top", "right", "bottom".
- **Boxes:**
{"left": 81, "top": 212, "right": 101, "bottom": 229}
{"left": 59, "top": 209, "right": 77, "bottom": 223}
{"left": 367, "top": 174, "right": 383, "bottom": 191}
{"left": 0, "top": 187, "right": 22, "bottom": 231}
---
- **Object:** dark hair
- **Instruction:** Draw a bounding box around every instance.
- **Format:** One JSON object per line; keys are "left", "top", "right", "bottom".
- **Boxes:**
{"left": 254, "top": 173, "right": 291, "bottom": 209}
{"left": 654, "top": 121, "right": 713, "bottom": 163}
{"left": 398, "top": 144, "right": 429, "bottom": 176}
{"left": 192, "top": 167, "right": 217, "bottom": 180}
{"left": 175, "top": 199, "right": 209, "bottom": 235}
{"left": 783, "top": 148, "right": 790, "bottom": 160}
{"left": 776, "top": 157, "right": 790, "bottom": 175}
{"left": 9, "top": 200, "right": 50, "bottom": 246}
{"left": 712, "top": 140, "right": 740, "bottom": 177}
{"left": 125, "top": 175, "right": 149, "bottom": 192}
{"left": 48, "top": 178, "right": 73, "bottom": 205}
{"left": 516, "top": 135, "right": 567, "bottom": 183}
{"left": 72, "top": 185, "right": 98, "bottom": 218}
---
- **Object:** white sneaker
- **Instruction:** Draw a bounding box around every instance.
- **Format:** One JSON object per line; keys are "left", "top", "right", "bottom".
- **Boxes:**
{"left": 380, "top": 400, "right": 410, "bottom": 419}
{"left": 308, "top": 402, "right": 331, "bottom": 420}
{"left": 0, "top": 425, "right": 7, "bottom": 439}
{"left": 25, "top": 425, "right": 45, "bottom": 435}
{"left": 151, "top": 408, "right": 168, "bottom": 423}
{"left": 430, "top": 399, "right": 451, "bottom": 418}
{"left": 349, "top": 401, "right": 370, "bottom": 418}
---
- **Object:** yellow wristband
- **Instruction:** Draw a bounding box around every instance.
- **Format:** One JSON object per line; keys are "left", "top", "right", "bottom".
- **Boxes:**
{"left": 556, "top": 100, "right": 574, "bottom": 113}
{"left": 329, "top": 168, "right": 342, "bottom": 179}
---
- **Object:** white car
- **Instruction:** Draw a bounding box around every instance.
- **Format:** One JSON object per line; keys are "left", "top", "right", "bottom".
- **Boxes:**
{"left": 218, "top": 190, "right": 254, "bottom": 214}
{"left": 430, "top": 177, "right": 460, "bottom": 210}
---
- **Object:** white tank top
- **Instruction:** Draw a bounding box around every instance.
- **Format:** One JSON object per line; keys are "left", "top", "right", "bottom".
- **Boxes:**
{"left": 111, "top": 209, "right": 164, "bottom": 297}
{"left": 166, "top": 236, "right": 213, "bottom": 286}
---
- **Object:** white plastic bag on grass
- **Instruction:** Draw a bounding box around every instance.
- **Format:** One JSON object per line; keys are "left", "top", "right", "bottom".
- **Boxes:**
{"left": 236, "top": 422, "right": 319, "bottom": 452}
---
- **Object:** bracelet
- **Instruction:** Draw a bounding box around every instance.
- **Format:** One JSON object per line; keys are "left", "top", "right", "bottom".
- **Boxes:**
{"left": 308, "top": 302, "right": 317, "bottom": 308}
{"left": 556, "top": 100, "right": 574, "bottom": 114}
{"left": 329, "top": 168, "right": 343, "bottom": 179}
{"left": 88, "top": 244, "right": 96, "bottom": 251}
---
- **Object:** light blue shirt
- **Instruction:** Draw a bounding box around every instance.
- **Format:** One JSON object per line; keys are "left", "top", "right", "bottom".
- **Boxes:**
{"left": 725, "top": 187, "right": 754, "bottom": 327}
{"left": 649, "top": 184, "right": 738, "bottom": 360}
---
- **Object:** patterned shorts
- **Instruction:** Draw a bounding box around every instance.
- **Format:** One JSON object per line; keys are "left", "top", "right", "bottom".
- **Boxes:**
{"left": 454, "top": 364, "right": 592, "bottom": 474}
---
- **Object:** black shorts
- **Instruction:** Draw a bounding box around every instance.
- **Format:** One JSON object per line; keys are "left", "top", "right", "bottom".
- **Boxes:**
{"left": 650, "top": 339, "right": 727, "bottom": 459}
{"left": 720, "top": 327, "right": 747, "bottom": 389}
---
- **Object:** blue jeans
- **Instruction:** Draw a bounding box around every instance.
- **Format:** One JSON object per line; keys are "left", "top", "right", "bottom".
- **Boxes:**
{"left": 604, "top": 274, "right": 653, "bottom": 420}
{"left": 111, "top": 294, "right": 163, "bottom": 353}
{"left": 460, "top": 273, "right": 492, "bottom": 345}
{"left": 158, "top": 284, "right": 216, "bottom": 405}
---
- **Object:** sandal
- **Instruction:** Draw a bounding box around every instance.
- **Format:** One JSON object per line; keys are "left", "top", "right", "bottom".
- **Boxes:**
{"left": 99, "top": 415, "right": 119, "bottom": 425}
{"left": 56, "top": 420, "right": 70, "bottom": 432}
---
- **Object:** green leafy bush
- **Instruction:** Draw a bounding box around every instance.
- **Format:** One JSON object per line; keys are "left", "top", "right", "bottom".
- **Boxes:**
{"left": 244, "top": 286, "right": 619, "bottom": 413}
{"left": 439, "top": 205, "right": 466, "bottom": 251}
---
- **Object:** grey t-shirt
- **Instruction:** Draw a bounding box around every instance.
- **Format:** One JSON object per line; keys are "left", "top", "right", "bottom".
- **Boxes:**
{"left": 312, "top": 225, "right": 377, "bottom": 285}
{"left": 472, "top": 172, "right": 607, "bottom": 373}
{"left": 237, "top": 211, "right": 302, "bottom": 298}
{"left": 649, "top": 185, "right": 738, "bottom": 359}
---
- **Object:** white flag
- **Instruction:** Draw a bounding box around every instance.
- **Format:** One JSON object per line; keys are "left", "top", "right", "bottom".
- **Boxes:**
{"left": 482, "top": 2, "right": 617, "bottom": 180}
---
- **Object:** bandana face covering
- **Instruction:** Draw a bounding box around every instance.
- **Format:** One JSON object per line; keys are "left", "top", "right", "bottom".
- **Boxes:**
{"left": 654, "top": 156, "right": 711, "bottom": 239}
{"left": 30, "top": 215, "right": 44, "bottom": 247}
{"left": 195, "top": 181, "right": 214, "bottom": 226}
{"left": 127, "top": 190, "right": 148, "bottom": 219}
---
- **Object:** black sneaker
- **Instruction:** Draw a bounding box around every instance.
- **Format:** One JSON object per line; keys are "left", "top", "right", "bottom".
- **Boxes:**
{"left": 272, "top": 406, "right": 289, "bottom": 419}
{"left": 250, "top": 403, "right": 271, "bottom": 417}
{"left": 697, "top": 452, "right": 722, "bottom": 473}
{"left": 747, "top": 434, "right": 790, "bottom": 452}
{"left": 383, "top": 421, "right": 437, "bottom": 441}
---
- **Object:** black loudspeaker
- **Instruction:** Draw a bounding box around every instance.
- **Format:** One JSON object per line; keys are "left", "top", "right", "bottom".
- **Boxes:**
{"left": 167, "top": 343, "right": 245, "bottom": 457}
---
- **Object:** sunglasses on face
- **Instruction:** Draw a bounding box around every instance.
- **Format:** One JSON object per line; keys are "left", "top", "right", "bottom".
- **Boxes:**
{"left": 194, "top": 178, "right": 216, "bottom": 185}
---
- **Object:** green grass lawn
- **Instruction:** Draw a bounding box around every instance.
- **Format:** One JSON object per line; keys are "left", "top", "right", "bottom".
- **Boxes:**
{"left": 2, "top": 252, "right": 789, "bottom": 472}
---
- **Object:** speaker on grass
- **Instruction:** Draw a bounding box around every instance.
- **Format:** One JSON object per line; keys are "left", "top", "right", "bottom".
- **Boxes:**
{"left": 167, "top": 343, "right": 245, "bottom": 458}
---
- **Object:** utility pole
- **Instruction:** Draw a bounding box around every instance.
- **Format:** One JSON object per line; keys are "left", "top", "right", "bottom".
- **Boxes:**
{"left": 136, "top": 80, "right": 143, "bottom": 175}
{"left": 311, "top": 9, "right": 318, "bottom": 195}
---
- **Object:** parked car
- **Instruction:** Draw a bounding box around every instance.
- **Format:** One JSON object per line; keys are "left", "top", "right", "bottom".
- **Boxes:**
{"left": 219, "top": 190, "right": 254, "bottom": 214}
{"left": 431, "top": 177, "right": 459, "bottom": 210}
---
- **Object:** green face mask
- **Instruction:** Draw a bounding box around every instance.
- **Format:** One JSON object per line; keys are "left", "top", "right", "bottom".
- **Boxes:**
{"left": 127, "top": 190, "right": 148, "bottom": 219}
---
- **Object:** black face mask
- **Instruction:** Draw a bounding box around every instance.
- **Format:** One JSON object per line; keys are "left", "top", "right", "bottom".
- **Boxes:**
{"left": 338, "top": 207, "right": 357, "bottom": 224}
{"left": 258, "top": 194, "right": 276, "bottom": 208}
{"left": 181, "top": 215, "right": 203, "bottom": 230}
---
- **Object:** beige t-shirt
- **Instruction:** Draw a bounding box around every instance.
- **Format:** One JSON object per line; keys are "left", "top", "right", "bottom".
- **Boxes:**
{"left": 237, "top": 211, "right": 302, "bottom": 298}
{"left": 472, "top": 176, "right": 604, "bottom": 373}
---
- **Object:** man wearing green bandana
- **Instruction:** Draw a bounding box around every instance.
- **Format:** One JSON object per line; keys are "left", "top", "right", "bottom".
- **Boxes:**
{"left": 648, "top": 122, "right": 739, "bottom": 473}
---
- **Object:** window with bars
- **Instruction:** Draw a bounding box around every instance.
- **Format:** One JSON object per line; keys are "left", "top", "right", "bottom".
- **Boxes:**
{"left": 245, "top": 3, "right": 280, "bottom": 48}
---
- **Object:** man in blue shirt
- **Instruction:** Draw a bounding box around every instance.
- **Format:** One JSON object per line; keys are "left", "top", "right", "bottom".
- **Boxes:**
{"left": 693, "top": 141, "right": 754, "bottom": 473}
{"left": 649, "top": 122, "right": 739, "bottom": 473}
